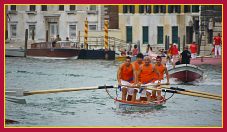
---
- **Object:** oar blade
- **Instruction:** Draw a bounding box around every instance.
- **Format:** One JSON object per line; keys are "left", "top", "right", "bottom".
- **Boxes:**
{"left": 6, "top": 97, "right": 26, "bottom": 104}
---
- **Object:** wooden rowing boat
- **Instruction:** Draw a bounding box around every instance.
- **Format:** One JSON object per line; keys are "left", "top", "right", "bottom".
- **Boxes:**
{"left": 114, "top": 97, "right": 166, "bottom": 112}
{"left": 168, "top": 64, "right": 204, "bottom": 82}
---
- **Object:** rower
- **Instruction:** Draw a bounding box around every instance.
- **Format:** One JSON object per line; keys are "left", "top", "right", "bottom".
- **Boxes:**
{"left": 137, "top": 56, "right": 161, "bottom": 102}
{"left": 132, "top": 53, "right": 144, "bottom": 83}
{"left": 117, "top": 56, "right": 138, "bottom": 102}
{"left": 151, "top": 56, "right": 170, "bottom": 101}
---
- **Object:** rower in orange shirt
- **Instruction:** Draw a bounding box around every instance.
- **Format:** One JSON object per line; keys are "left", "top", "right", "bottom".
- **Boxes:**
{"left": 132, "top": 53, "right": 144, "bottom": 82}
{"left": 151, "top": 56, "right": 170, "bottom": 101}
{"left": 117, "top": 56, "right": 138, "bottom": 102}
{"left": 137, "top": 56, "right": 161, "bottom": 102}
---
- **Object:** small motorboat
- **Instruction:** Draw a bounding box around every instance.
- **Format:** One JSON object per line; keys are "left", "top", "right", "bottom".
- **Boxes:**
{"left": 168, "top": 64, "right": 204, "bottom": 82}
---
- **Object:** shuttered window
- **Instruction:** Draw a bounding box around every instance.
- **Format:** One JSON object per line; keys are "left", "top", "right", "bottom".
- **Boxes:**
{"left": 172, "top": 26, "right": 178, "bottom": 44}
{"left": 192, "top": 5, "right": 199, "bottom": 12}
{"left": 184, "top": 5, "right": 191, "bottom": 13}
{"left": 186, "top": 26, "right": 193, "bottom": 44}
{"left": 126, "top": 26, "right": 132, "bottom": 43}
{"left": 30, "top": 5, "right": 36, "bottom": 11}
{"left": 143, "top": 26, "right": 149, "bottom": 44}
{"left": 41, "top": 5, "right": 47, "bottom": 11}
{"left": 157, "top": 26, "right": 163, "bottom": 44}
{"left": 10, "top": 5, "right": 16, "bottom": 11}
{"left": 59, "top": 5, "right": 64, "bottom": 11}
{"left": 70, "top": 5, "right": 76, "bottom": 11}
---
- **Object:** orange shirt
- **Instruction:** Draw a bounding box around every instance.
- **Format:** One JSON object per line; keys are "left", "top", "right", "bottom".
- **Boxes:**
{"left": 120, "top": 63, "right": 134, "bottom": 82}
{"left": 132, "top": 61, "right": 144, "bottom": 71}
{"left": 132, "top": 61, "right": 144, "bottom": 82}
{"left": 154, "top": 64, "right": 165, "bottom": 80}
{"left": 140, "top": 64, "right": 155, "bottom": 84}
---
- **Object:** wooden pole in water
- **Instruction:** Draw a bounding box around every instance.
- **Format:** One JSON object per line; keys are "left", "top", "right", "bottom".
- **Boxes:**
{"left": 24, "top": 29, "right": 28, "bottom": 57}
{"left": 104, "top": 20, "right": 109, "bottom": 49}
{"left": 84, "top": 18, "right": 88, "bottom": 50}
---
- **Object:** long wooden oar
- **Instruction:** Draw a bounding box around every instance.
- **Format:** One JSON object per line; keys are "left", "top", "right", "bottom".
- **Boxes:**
{"left": 147, "top": 87, "right": 222, "bottom": 100}
{"left": 159, "top": 85, "right": 222, "bottom": 98}
{"left": 6, "top": 85, "right": 114, "bottom": 97}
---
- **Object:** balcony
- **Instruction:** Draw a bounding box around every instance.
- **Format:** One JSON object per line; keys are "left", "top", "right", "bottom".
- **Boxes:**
{"left": 26, "top": 11, "right": 37, "bottom": 15}
{"left": 66, "top": 11, "right": 77, "bottom": 15}
{"left": 87, "top": 10, "right": 98, "bottom": 15}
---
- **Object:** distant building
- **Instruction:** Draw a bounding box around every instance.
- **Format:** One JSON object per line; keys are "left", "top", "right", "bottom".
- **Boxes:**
{"left": 6, "top": 5, "right": 106, "bottom": 42}
{"left": 118, "top": 5, "right": 202, "bottom": 52}
{"left": 6, "top": 5, "right": 222, "bottom": 55}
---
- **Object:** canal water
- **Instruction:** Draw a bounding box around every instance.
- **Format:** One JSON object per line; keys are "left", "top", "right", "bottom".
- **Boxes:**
{"left": 5, "top": 57, "right": 222, "bottom": 127}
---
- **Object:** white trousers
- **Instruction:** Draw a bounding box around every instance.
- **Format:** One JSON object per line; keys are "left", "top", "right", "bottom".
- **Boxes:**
{"left": 120, "top": 80, "right": 138, "bottom": 95}
{"left": 140, "top": 80, "right": 164, "bottom": 97}
{"left": 191, "top": 53, "right": 197, "bottom": 59}
{"left": 215, "top": 45, "right": 221, "bottom": 56}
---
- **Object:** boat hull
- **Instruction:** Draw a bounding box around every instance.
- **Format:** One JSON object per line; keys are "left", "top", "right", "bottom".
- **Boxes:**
{"left": 27, "top": 48, "right": 80, "bottom": 59}
{"left": 114, "top": 98, "right": 165, "bottom": 112}
{"left": 168, "top": 64, "right": 204, "bottom": 82}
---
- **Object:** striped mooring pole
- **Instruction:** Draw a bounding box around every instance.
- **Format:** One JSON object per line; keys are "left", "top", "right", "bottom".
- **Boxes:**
{"left": 104, "top": 20, "right": 109, "bottom": 50}
{"left": 84, "top": 18, "right": 88, "bottom": 49}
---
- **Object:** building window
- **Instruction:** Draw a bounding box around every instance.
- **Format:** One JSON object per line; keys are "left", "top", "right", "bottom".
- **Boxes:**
{"left": 142, "top": 26, "right": 149, "bottom": 44}
{"left": 29, "top": 5, "right": 36, "bottom": 11}
{"left": 59, "top": 5, "right": 64, "bottom": 11}
{"left": 139, "top": 5, "right": 151, "bottom": 13}
{"left": 89, "top": 5, "right": 97, "bottom": 11}
{"left": 168, "top": 5, "right": 181, "bottom": 13}
{"left": 29, "top": 25, "right": 36, "bottom": 39}
{"left": 184, "top": 5, "right": 191, "bottom": 13}
{"left": 41, "top": 5, "right": 47, "bottom": 11}
{"left": 157, "top": 26, "right": 163, "bottom": 44}
{"left": 89, "top": 25, "right": 97, "bottom": 31}
{"left": 70, "top": 5, "right": 76, "bottom": 11}
{"left": 123, "top": 5, "right": 135, "bottom": 13}
{"left": 153, "top": 5, "right": 166, "bottom": 13}
{"left": 172, "top": 26, "right": 178, "bottom": 44}
{"left": 186, "top": 26, "right": 193, "bottom": 44}
{"left": 192, "top": 5, "right": 199, "bottom": 12}
{"left": 10, "top": 25, "right": 17, "bottom": 38}
{"left": 69, "top": 25, "right": 76, "bottom": 39}
{"left": 10, "top": 5, "right": 16, "bottom": 11}
{"left": 126, "top": 26, "right": 132, "bottom": 43}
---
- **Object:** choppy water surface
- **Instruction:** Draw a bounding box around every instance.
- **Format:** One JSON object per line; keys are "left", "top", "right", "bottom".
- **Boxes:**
{"left": 5, "top": 57, "right": 222, "bottom": 127}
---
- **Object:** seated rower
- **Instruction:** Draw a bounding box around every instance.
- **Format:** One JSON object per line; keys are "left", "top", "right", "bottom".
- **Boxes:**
{"left": 117, "top": 56, "right": 138, "bottom": 102}
{"left": 151, "top": 56, "right": 170, "bottom": 101}
{"left": 137, "top": 56, "right": 161, "bottom": 102}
